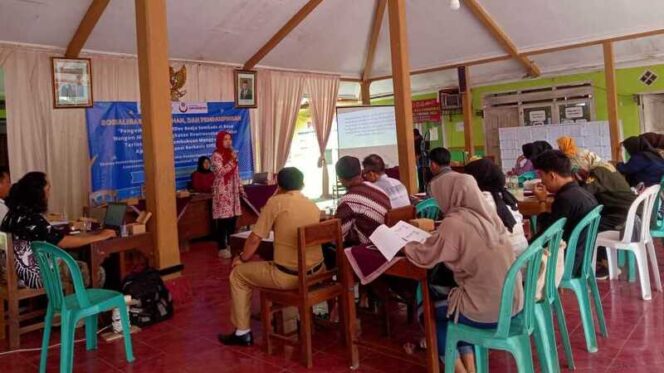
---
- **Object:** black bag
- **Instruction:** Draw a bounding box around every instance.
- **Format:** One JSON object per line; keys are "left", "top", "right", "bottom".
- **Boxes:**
{"left": 121, "top": 268, "right": 173, "bottom": 327}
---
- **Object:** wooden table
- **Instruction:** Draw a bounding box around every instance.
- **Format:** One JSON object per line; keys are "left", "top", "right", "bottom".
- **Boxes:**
{"left": 339, "top": 254, "right": 439, "bottom": 373}
{"left": 86, "top": 233, "right": 155, "bottom": 287}
{"left": 517, "top": 195, "right": 553, "bottom": 217}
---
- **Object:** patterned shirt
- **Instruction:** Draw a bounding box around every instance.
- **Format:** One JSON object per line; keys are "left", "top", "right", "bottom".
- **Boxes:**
{"left": 1, "top": 206, "right": 64, "bottom": 288}
{"left": 335, "top": 182, "right": 391, "bottom": 246}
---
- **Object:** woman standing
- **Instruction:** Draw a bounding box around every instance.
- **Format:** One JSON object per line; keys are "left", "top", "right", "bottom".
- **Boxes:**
{"left": 211, "top": 131, "right": 245, "bottom": 259}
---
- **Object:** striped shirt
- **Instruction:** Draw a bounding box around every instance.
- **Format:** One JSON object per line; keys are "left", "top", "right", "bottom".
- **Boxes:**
{"left": 335, "top": 182, "right": 391, "bottom": 246}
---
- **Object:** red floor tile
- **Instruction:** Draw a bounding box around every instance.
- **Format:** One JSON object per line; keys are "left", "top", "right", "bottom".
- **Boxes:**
{"left": 4, "top": 239, "right": 664, "bottom": 372}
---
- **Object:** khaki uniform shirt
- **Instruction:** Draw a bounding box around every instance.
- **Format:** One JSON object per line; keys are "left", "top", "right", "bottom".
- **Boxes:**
{"left": 252, "top": 191, "right": 322, "bottom": 270}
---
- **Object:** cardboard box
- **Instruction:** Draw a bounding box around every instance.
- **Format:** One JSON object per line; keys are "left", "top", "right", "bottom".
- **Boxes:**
{"left": 127, "top": 223, "right": 146, "bottom": 235}
{"left": 409, "top": 218, "right": 435, "bottom": 232}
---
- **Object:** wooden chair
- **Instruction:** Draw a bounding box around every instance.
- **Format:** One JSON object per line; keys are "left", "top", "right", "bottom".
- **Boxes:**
{"left": 0, "top": 232, "right": 48, "bottom": 349}
{"left": 260, "top": 219, "right": 349, "bottom": 368}
{"left": 385, "top": 205, "right": 416, "bottom": 227}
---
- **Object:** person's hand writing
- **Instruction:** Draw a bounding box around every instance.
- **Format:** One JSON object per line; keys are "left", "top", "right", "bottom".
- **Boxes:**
{"left": 533, "top": 183, "right": 548, "bottom": 202}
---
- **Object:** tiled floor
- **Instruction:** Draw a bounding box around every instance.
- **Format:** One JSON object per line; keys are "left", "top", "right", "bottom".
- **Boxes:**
{"left": 3, "top": 240, "right": 664, "bottom": 372}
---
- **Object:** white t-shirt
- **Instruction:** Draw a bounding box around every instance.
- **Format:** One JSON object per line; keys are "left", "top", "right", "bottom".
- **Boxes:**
{"left": 0, "top": 199, "right": 7, "bottom": 226}
{"left": 373, "top": 174, "right": 411, "bottom": 208}
{"left": 481, "top": 192, "right": 529, "bottom": 256}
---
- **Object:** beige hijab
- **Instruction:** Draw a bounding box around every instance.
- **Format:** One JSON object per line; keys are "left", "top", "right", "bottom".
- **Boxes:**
{"left": 404, "top": 172, "right": 522, "bottom": 322}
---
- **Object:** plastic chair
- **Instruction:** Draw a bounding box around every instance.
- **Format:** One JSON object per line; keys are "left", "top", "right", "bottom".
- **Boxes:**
{"left": 531, "top": 218, "right": 574, "bottom": 373}
{"left": 596, "top": 184, "right": 662, "bottom": 300}
{"left": 518, "top": 171, "right": 537, "bottom": 187}
{"left": 416, "top": 198, "right": 441, "bottom": 220}
{"left": 31, "top": 241, "right": 135, "bottom": 373}
{"left": 560, "top": 205, "right": 607, "bottom": 353}
{"left": 649, "top": 176, "right": 664, "bottom": 239}
{"left": 443, "top": 224, "right": 547, "bottom": 373}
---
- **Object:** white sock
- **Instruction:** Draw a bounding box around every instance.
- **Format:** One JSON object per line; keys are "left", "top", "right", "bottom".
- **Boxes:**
{"left": 235, "top": 328, "right": 251, "bottom": 336}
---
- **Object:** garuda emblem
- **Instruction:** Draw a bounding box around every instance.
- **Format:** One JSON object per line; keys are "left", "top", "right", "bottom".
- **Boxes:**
{"left": 169, "top": 65, "right": 187, "bottom": 101}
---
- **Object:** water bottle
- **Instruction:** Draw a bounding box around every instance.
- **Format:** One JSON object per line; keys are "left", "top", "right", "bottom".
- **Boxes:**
{"left": 112, "top": 308, "right": 122, "bottom": 333}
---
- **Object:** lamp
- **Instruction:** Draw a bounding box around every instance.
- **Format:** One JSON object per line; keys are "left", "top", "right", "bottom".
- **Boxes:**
{"left": 450, "top": 0, "right": 460, "bottom": 10}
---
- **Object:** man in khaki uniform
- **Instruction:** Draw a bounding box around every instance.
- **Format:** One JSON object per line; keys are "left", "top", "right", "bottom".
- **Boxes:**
{"left": 218, "top": 167, "right": 322, "bottom": 346}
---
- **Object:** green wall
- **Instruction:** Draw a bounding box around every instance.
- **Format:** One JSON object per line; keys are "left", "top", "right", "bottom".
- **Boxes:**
{"left": 371, "top": 63, "right": 664, "bottom": 161}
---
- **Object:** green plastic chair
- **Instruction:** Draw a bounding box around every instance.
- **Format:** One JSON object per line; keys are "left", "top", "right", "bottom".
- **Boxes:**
{"left": 416, "top": 198, "right": 441, "bottom": 220}
{"left": 443, "top": 223, "right": 548, "bottom": 373}
{"left": 650, "top": 176, "right": 664, "bottom": 239}
{"left": 32, "top": 241, "right": 135, "bottom": 373}
{"left": 560, "top": 205, "right": 607, "bottom": 353}
{"left": 518, "top": 171, "right": 538, "bottom": 187}
{"left": 531, "top": 218, "right": 574, "bottom": 373}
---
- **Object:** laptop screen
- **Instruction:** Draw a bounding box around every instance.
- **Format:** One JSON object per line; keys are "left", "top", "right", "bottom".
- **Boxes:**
{"left": 104, "top": 203, "right": 126, "bottom": 228}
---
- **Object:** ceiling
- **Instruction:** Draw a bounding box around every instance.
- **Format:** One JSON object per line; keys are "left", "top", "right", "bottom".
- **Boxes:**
{"left": 1, "top": 0, "right": 664, "bottom": 96}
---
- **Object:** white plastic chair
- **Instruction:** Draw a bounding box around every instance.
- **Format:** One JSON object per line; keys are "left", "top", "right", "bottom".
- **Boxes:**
{"left": 595, "top": 184, "right": 662, "bottom": 300}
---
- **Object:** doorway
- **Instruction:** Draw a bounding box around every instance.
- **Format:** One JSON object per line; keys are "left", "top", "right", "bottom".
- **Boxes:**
{"left": 640, "top": 94, "right": 664, "bottom": 133}
{"left": 483, "top": 106, "right": 520, "bottom": 166}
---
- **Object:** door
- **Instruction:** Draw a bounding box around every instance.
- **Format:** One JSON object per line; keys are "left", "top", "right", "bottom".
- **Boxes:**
{"left": 484, "top": 106, "right": 520, "bottom": 166}
{"left": 641, "top": 94, "right": 664, "bottom": 133}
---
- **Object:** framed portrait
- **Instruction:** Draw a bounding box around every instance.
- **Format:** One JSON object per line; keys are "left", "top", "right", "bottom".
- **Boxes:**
{"left": 234, "top": 70, "right": 257, "bottom": 108}
{"left": 51, "top": 57, "right": 93, "bottom": 109}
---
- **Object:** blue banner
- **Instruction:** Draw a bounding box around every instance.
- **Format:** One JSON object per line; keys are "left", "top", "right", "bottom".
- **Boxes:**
{"left": 86, "top": 101, "right": 253, "bottom": 200}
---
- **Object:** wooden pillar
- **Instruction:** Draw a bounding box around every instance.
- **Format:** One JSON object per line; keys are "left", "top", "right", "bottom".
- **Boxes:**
{"left": 387, "top": 0, "right": 417, "bottom": 194}
{"left": 135, "top": 0, "right": 181, "bottom": 270}
{"left": 458, "top": 66, "right": 474, "bottom": 158}
{"left": 361, "top": 81, "right": 371, "bottom": 105}
{"left": 603, "top": 41, "right": 622, "bottom": 161}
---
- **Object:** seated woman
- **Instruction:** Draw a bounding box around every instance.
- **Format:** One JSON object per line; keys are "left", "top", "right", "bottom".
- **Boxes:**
{"left": 404, "top": 172, "right": 523, "bottom": 373}
{"left": 1, "top": 172, "right": 116, "bottom": 289}
{"left": 557, "top": 136, "right": 612, "bottom": 174}
{"left": 512, "top": 143, "right": 536, "bottom": 176}
{"left": 641, "top": 132, "right": 664, "bottom": 157}
{"left": 190, "top": 156, "right": 214, "bottom": 193}
{"left": 465, "top": 158, "right": 529, "bottom": 256}
{"left": 617, "top": 136, "right": 664, "bottom": 187}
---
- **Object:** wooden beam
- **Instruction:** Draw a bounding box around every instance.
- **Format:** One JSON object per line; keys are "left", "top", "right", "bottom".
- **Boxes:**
{"left": 368, "top": 27, "right": 664, "bottom": 83}
{"left": 65, "top": 0, "right": 110, "bottom": 58}
{"left": 363, "top": 0, "right": 387, "bottom": 82}
{"left": 387, "top": 0, "right": 419, "bottom": 197}
{"left": 361, "top": 81, "right": 371, "bottom": 105}
{"left": 243, "top": 0, "right": 323, "bottom": 70}
{"left": 464, "top": 0, "right": 540, "bottom": 77}
{"left": 603, "top": 41, "right": 622, "bottom": 161}
{"left": 458, "top": 66, "right": 474, "bottom": 157}
{"left": 135, "top": 0, "right": 181, "bottom": 270}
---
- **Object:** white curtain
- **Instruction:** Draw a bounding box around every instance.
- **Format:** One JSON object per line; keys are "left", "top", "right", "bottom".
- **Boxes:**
{"left": 0, "top": 44, "right": 238, "bottom": 217}
{"left": 306, "top": 74, "right": 339, "bottom": 198}
{"left": 257, "top": 70, "right": 306, "bottom": 176}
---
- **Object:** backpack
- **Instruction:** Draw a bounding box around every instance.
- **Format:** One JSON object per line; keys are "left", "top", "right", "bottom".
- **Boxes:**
{"left": 121, "top": 268, "right": 173, "bottom": 327}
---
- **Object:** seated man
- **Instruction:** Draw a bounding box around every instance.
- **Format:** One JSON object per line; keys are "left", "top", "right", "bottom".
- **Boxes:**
{"left": 362, "top": 154, "right": 410, "bottom": 208}
{"left": 335, "top": 156, "right": 391, "bottom": 247}
{"left": 218, "top": 167, "right": 322, "bottom": 346}
{"left": 427, "top": 147, "right": 452, "bottom": 195}
{"left": 532, "top": 150, "right": 598, "bottom": 276}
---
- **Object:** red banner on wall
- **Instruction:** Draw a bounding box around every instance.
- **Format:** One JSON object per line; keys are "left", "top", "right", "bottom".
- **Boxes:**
{"left": 412, "top": 99, "right": 441, "bottom": 123}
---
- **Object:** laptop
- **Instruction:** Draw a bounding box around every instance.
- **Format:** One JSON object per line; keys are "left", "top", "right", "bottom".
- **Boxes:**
{"left": 102, "top": 202, "right": 127, "bottom": 232}
{"left": 252, "top": 172, "right": 269, "bottom": 185}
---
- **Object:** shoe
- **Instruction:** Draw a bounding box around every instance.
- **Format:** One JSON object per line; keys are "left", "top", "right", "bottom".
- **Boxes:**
{"left": 595, "top": 266, "right": 609, "bottom": 280}
{"left": 218, "top": 248, "right": 232, "bottom": 259}
{"left": 218, "top": 331, "right": 253, "bottom": 346}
